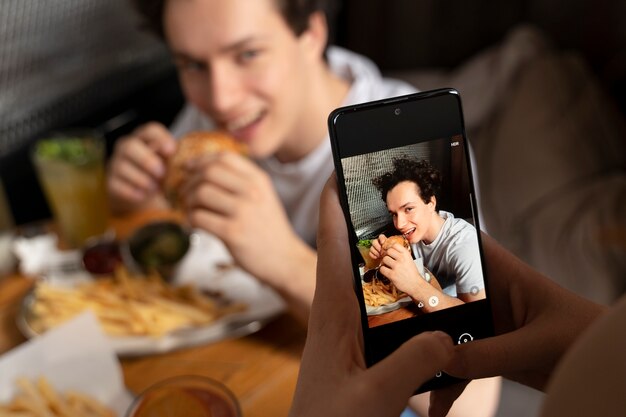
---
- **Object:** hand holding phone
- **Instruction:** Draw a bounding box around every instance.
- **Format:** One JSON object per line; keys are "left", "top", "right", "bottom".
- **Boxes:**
{"left": 289, "top": 176, "right": 455, "bottom": 417}
{"left": 291, "top": 174, "right": 606, "bottom": 417}
{"left": 328, "top": 89, "right": 494, "bottom": 393}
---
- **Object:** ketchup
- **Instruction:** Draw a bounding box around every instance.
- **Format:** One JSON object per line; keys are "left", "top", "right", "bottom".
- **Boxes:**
{"left": 81, "top": 240, "right": 122, "bottom": 275}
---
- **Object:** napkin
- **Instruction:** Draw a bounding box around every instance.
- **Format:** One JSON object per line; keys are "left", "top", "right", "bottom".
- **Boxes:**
{"left": 0, "top": 312, "right": 133, "bottom": 415}
{"left": 12, "top": 233, "right": 89, "bottom": 283}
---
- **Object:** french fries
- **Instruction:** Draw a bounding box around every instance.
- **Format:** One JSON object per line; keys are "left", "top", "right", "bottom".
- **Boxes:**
{"left": 362, "top": 278, "right": 407, "bottom": 307}
{"left": 0, "top": 376, "right": 114, "bottom": 417}
{"left": 29, "top": 267, "right": 246, "bottom": 338}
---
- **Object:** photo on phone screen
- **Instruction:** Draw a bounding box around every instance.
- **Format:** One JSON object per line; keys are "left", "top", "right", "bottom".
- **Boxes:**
{"left": 342, "top": 136, "right": 486, "bottom": 327}
{"left": 329, "top": 89, "right": 493, "bottom": 392}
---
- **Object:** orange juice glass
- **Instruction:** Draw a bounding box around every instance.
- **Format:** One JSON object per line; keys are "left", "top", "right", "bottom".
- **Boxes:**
{"left": 31, "top": 131, "right": 109, "bottom": 249}
{"left": 357, "top": 240, "right": 380, "bottom": 270}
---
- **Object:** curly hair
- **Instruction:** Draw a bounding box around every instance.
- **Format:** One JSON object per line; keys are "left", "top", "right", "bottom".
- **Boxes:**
{"left": 130, "top": 0, "right": 332, "bottom": 39}
{"left": 372, "top": 157, "right": 442, "bottom": 205}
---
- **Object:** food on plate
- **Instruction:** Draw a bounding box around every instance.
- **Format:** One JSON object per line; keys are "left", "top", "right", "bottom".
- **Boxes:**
{"left": 164, "top": 131, "right": 247, "bottom": 207}
{"left": 0, "top": 375, "right": 115, "bottom": 417}
{"left": 28, "top": 267, "right": 246, "bottom": 338}
{"left": 361, "top": 235, "right": 410, "bottom": 307}
{"left": 362, "top": 276, "right": 407, "bottom": 307}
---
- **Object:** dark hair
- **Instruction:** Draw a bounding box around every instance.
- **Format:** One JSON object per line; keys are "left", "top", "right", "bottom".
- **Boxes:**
{"left": 131, "top": 0, "right": 331, "bottom": 40}
{"left": 372, "top": 157, "right": 442, "bottom": 205}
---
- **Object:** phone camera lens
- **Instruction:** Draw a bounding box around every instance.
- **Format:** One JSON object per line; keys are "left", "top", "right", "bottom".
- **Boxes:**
{"left": 394, "top": 108, "right": 401, "bottom": 116}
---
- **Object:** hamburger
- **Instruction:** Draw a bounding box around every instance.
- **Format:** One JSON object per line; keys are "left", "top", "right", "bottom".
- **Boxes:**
{"left": 381, "top": 235, "right": 410, "bottom": 253}
{"left": 380, "top": 235, "right": 442, "bottom": 291}
{"left": 163, "top": 131, "right": 247, "bottom": 207}
{"left": 374, "top": 235, "right": 411, "bottom": 284}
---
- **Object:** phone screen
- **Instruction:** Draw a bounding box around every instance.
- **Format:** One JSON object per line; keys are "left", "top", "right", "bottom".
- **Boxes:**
{"left": 328, "top": 89, "right": 493, "bottom": 392}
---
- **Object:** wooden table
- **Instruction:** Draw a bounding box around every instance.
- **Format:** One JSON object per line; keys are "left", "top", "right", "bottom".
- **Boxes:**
{"left": 0, "top": 211, "right": 306, "bottom": 417}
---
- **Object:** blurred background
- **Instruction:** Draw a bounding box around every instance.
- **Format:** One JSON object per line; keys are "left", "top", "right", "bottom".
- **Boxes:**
{"left": 1, "top": 0, "right": 624, "bottom": 225}
{"left": 0, "top": 1, "right": 624, "bottom": 414}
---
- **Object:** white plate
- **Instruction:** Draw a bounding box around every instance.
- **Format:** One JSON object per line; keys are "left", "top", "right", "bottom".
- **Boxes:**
{"left": 17, "top": 231, "right": 286, "bottom": 356}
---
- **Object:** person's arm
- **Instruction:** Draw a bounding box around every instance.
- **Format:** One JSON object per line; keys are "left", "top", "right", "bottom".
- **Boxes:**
{"left": 290, "top": 174, "right": 607, "bottom": 417}
{"left": 182, "top": 152, "right": 315, "bottom": 324}
{"left": 107, "top": 122, "right": 177, "bottom": 214}
{"left": 409, "top": 376, "right": 501, "bottom": 417}
{"left": 428, "top": 232, "right": 608, "bottom": 417}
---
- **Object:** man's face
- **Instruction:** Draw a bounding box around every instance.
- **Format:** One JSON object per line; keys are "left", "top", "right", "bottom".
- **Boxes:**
{"left": 164, "top": 0, "right": 320, "bottom": 158}
{"left": 386, "top": 181, "right": 436, "bottom": 244}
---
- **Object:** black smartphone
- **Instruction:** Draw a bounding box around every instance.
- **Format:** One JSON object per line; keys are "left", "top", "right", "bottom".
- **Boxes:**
{"left": 328, "top": 88, "right": 493, "bottom": 393}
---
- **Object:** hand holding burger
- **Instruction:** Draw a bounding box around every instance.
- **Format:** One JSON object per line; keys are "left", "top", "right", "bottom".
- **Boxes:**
{"left": 369, "top": 234, "right": 410, "bottom": 263}
{"left": 163, "top": 130, "right": 247, "bottom": 208}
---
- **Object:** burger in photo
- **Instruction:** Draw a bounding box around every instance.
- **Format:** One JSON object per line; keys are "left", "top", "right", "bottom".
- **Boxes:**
{"left": 381, "top": 235, "right": 411, "bottom": 253}
{"left": 362, "top": 235, "right": 410, "bottom": 284}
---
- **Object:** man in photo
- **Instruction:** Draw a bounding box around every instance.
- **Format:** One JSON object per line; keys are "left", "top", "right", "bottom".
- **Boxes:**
{"left": 369, "top": 157, "right": 485, "bottom": 312}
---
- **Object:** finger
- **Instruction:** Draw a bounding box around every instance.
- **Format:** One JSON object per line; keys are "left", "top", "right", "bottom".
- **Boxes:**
{"left": 116, "top": 137, "right": 168, "bottom": 180}
{"left": 185, "top": 182, "right": 238, "bottom": 216}
{"left": 107, "top": 176, "right": 148, "bottom": 203}
{"left": 110, "top": 155, "right": 159, "bottom": 192}
{"left": 378, "top": 264, "right": 393, "bottom": 280}
{"left": 183, "top": 157, "right": 249, "bottom": 197}
{"left": 187, "top": 207, "right": 229, "bottom": 238}
{"left": 135, "top": 122, "right": 177, "bottom": 157}
{"left": 445, "top": 322, "right": 557, "bottom": 384}
{"left": 384, "top": 246, "right": 402, "bottom": 261}
{"left": 428, "top": 380, "right": 470, "bottom": 417}
{"left": 367, "top": 332, "right": 454, "bottom": 404}
{"left": 316, "top": 174, "right": 353, "bottom": 298}
{"left": 370, "top": 235, "right": 385, "bottom": 257}
{"left": 306, "top": 174, "right": 365, "bottom": 357}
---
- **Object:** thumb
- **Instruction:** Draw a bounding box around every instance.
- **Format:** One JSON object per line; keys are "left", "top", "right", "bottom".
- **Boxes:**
{"left": 367, "top": 332, "right": 454, "bottom": 405}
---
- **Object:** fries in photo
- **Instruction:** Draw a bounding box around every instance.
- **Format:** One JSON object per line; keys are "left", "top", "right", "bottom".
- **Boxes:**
{"left": 362, "top": 278, "right": 407, "bottom": 307}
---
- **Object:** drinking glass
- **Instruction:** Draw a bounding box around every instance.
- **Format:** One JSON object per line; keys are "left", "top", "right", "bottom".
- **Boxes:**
{"left": 356, "top": 240, "right": 380, "bottom": 270}
{"left": 125, "top": 375, "right": 241, "bottom": 417}
{"left": 31, "top": 130, "right": 109, "bottom": 249}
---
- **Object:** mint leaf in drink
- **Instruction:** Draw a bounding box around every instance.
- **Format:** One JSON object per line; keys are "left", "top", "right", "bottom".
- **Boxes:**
{"left": 357, "top": 239, "right": 372, "bottom": 248}
{"left": 36, "top": 137, "right": 100, "bottom": 165}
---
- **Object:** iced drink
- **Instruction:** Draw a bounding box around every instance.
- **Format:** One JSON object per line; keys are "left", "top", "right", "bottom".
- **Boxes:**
{"left": 356, "top": 239, "right": 380, "bottom": 270}
{"left": 32, "top": 132, "right": 109, "bottom": 249}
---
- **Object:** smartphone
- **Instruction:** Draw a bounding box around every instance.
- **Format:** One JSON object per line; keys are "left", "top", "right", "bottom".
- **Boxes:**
{"left": 328, "top": 88, "right": 493, "bottom": 393}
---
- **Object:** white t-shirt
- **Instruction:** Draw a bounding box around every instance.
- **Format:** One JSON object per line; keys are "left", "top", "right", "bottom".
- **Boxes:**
{"left": 170, "top": 46, "right": 416, "bottom": 247}
{"left": 414, "top": 210, "right": 484, "bottom": 296}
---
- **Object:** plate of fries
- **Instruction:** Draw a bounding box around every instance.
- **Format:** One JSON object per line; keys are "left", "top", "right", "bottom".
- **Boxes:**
{"left": 362, "top": 276, "right": 412, "bottom": 316}
{"left": 16, "top": 264, "right": 285, "bottom": 356}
